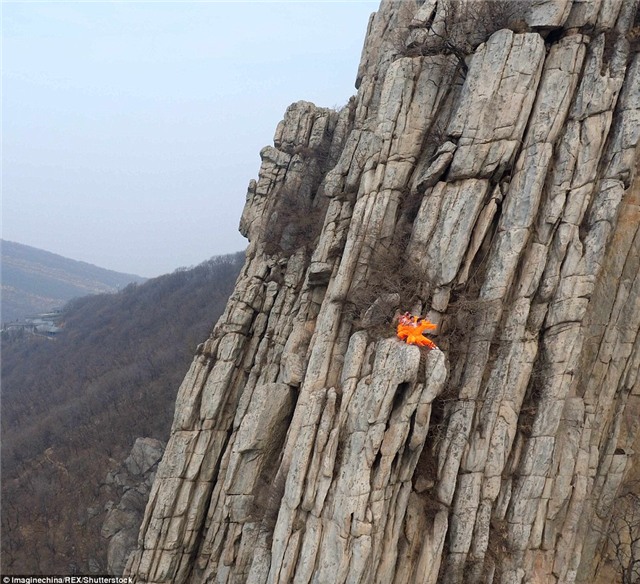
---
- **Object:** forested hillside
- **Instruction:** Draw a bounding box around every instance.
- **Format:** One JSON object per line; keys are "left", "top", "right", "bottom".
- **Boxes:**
{"left": 1, "top": 251, "right": 244, "bottom": 574}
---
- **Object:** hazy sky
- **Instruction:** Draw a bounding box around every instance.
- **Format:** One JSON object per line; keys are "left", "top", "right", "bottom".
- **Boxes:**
{"left": 3, "top": 1, "right": 379, "bottom": 277}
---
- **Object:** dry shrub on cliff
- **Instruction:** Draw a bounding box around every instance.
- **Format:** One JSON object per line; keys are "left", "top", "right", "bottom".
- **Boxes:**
{"left": 437, "top": 295, "right": 494, "bottom": 356}
{"left": 484, "top": 517, "right": 510, "bottom": 580}
{"left": 630, "top": 8, "right": 640, "bottom": 54}
{"left": 601, "top": 487, "right": 640, "bottom": 583}
{"left": 251, "top": 469, "right": 288, "bottom": 539}
{"left": 397, "top": 0, "right": 528, "bottom": 72}
{"left": 348, "top": 240, "right": 426, "bottom": 335}
{"left": 263, "top": 189, "right": 325, "bottom": 258}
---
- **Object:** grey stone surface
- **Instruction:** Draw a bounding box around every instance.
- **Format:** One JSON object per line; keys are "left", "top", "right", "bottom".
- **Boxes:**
{"left": 101, "top": 438, "right": 165, "bottom": 575}
{"left": 125, "top": 1, "right": 640, "bottom": 583}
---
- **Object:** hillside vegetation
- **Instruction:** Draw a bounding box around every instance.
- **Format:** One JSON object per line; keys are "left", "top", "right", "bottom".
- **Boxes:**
{"left": 1, "top": 240, "right": 146, "bottom": 323}
{"left": 0, "top": 251, "right": 244, "bottom": 574}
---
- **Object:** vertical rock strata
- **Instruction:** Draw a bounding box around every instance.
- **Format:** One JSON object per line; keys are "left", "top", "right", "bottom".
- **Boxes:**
{"left": 126, "top": 1, "right": 640, "bottom": 582}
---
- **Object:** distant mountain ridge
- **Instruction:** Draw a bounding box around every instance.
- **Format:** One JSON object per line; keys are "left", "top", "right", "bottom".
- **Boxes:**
{"left": 1, "top": 240, "right": 146, "bottom": 323}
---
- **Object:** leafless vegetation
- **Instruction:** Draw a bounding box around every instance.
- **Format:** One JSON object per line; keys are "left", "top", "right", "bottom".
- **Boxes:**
{"left": 1, "top": 253, "right": 244, "bottom": 574}
{"left": 348, "top": 239, "right": 426, "bottom": 337}
{"left": 395, "top": 0, "right": 528, "bottom": 73}
{"left": 263, "top": 186, "right": 326, "bottom": 258}
{"left": 265, "top": 192, "right": 323, "bottom": 257}
{"left": 484, "top": 517, "right": 510, "bottom": 580}
{"left": 251, "top": 468, "right": 288, "bottom": 540}
{"left": 438, "top": 296, "right": 489, "bottom": 353}
{"left": 602, "top": 486, "right": 640, "bottom": 584}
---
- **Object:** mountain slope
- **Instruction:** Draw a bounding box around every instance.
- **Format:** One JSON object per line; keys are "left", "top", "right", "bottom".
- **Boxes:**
{"left": 0, "top": 251, "right": 244, "bottom": 574}
{"left": 124, "top": 2, "right": 640, "bottom": 583}
{"left": 1, "top": 240, "right": 146, "bottom": 323}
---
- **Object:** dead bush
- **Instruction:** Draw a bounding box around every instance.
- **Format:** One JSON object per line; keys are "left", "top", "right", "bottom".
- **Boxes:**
{"left": 263, "top": 187, "right": 325, "bottom": 258}
{"left": 400, "top": 0, "right": 529, "bottom": 73}
{"left": 348, "top": 239, "right": 426, "bottom": 337}
{"left": 251, "top": 469, "right": 287, "bottom": 537}
{"left": 484, "top": 517, "right": 510, "bottom": 580}
{"left": 601, "top": 486, "right": 640, "bottom": 583}
{"left": 437, "top": 295, "right": 494, "bottom": 357}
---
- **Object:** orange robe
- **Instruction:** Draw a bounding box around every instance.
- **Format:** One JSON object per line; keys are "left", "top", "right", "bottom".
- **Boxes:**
{"left": 397, "top": 319, "right": 438, "bottom": 349}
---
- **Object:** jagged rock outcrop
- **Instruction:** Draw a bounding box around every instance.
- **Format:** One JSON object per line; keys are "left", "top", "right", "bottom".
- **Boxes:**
{"left": 102, "top": 438, "right": 165, "bottom": 575}
{"left": 126, "top": 1, "right": 640, "bottom": 582}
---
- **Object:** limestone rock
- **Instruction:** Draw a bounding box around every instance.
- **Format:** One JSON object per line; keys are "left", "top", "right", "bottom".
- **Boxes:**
{"left": 102, "top": 438, "right": 165, "bottom": 575}
{"left": 126, "top": 1, "right": 640, "bottom": 583}
{"left": 124, "top": 437, "right": 165, "bottom": 477}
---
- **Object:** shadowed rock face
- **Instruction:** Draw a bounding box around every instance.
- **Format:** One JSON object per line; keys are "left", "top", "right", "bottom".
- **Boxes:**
{"left": 102, "top": 438, "right": 165, "bottom": 575}
{"left": 125, "top": 1, "right": 640, "bottom": 582}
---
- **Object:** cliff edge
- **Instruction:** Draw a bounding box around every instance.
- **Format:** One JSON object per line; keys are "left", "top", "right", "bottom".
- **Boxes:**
{"left": 126, "top": 1, "right": 640, "bottom": 582}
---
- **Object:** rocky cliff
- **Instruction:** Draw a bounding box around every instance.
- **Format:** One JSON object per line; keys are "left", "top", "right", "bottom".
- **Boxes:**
{"left": 125, "top": 1, "right": 640, "bottom": 582}
{"left": 102, "top": 438, "right": 165, "bottom": 575}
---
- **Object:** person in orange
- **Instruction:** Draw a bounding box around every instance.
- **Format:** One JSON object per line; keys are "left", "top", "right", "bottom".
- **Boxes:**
{"left": 397, "top": 313, "right": 438, "bottom": 349}
{"left": 398, "top": 312, "right": 414, "bottom": 327}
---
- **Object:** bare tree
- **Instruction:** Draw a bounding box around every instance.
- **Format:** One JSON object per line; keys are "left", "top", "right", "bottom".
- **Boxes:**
{"left": 396, "top": 0, "right": 528, "bottom": 74}
{"left": 604, "top": 488, "right": 640, "bottom": 584}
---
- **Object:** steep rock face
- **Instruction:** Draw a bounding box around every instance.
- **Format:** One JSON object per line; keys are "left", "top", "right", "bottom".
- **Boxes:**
{"left": 126, "top": 1, "right": 640, "bottom": 583}
{"left": 102, "top": 438, "right": 165, "bottom": 575}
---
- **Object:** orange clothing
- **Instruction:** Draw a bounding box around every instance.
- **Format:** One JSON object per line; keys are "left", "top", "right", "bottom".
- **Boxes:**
{"left": 397, "top": 319, "right": 437, "bottom": 349}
